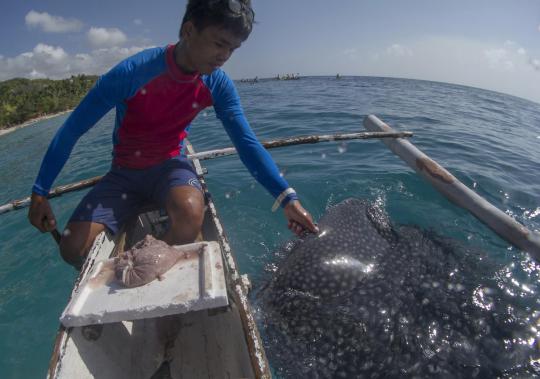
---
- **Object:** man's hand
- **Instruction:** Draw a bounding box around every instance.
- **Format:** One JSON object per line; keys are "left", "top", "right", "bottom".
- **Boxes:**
{"left": 283, "top": 200, "right": 319, "bottom": 236}
{"left": 28, "top": 193, "right": 57, "bottom": 233}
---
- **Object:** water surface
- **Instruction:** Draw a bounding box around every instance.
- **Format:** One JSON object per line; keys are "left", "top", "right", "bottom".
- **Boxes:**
{"left": 0, "top": 76, "right": 539, "bottom": 377}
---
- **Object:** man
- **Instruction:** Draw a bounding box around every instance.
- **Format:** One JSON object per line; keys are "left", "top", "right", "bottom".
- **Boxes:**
{"left": 28, "top": 0, "right": 318, "bottom": 268}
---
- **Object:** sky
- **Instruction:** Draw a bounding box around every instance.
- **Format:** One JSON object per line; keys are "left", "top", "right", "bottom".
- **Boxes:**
{"left": 1, "top": 0, "right": 539, "bottom": 103}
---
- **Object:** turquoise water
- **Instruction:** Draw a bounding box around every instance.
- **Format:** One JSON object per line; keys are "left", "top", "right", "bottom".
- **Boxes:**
{"left": 0, "top": 76, "right": 539, "bottom": 377}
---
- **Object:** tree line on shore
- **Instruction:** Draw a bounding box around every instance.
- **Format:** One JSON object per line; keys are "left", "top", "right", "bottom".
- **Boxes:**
{"left": 0, "top": 75, "right": 98, "bottom": 130}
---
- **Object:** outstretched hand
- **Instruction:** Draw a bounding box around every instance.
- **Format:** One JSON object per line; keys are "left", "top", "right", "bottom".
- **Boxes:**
{"left": 283, "top": 200, "right": 319, "bottom": 236}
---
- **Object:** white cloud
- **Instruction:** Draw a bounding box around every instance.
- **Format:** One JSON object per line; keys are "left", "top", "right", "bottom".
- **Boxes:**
{"left": 499, "top": 41, "right": 540, "bottom": 73}
{"left": 34, "top": 43, "right": 68, "bottom": 60}
{"left": 25, "top": 10, "right": 83, "bottom": 33}
{"left": 503, "top": 40, "right": 516, "bottom": 47}
{"left": 0, "top": 43, "right": 151, "bottom": 81}
{"left": 484, "top": 48, "right": 514, "bottom": 71}
{"left": 29, "top": 69, "right": 46, "bottom": 79}
{"left": 538, "top": 24, "right": 540, "bottom": 32}
{"left": 87, "top": 27, "right": 127, "bottom": 48}
{"left": 333, "top": 36, "right": 540, "bottom": 103}
{"left": 342, "top": 48, "right": 359, "bottom": 59}
{"left": 134, "top": 19, "right": 143, "bottom": 26}
{"left": 386, "top": 44, "right": 413, "bottom": 57}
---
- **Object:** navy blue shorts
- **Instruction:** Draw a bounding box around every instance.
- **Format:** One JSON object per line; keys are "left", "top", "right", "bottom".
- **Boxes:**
{"left": 69, "top": 156, "right": 202, "bottom": 234}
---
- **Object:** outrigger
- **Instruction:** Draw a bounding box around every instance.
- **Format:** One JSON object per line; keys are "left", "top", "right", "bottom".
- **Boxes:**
{"left": 2, "top": 115, "right": 539, "bottom": 378}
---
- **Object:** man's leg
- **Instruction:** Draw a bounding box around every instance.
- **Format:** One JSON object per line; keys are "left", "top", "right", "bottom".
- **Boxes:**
{"left": 162, "top": 185, "right": 205, "bottom": 245}
{"left": 151, "top": 156, "right": 205, "bottom": 245}
{"left": 59, "top": 221, "right": 106, "bottom": 268}
{"left": 60, "top": 167, "right": 145, "bottom": 268}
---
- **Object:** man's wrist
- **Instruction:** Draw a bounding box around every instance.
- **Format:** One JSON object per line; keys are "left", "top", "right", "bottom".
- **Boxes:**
{"left": 281, "top": 193, "right": 298, "bottom": 208}
{"left": 32, "top": 184, "right": 49, "bottom": 197}
{"left": 272, "top": 188, "right": 297, "bottom": 212}
{"left": 31, "top": 192, "right": 47, "bottom": 202}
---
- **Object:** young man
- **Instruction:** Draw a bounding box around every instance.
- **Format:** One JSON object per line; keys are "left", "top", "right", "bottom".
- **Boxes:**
{"left": 28, "top": 0, "right": 318, "bottom": 268}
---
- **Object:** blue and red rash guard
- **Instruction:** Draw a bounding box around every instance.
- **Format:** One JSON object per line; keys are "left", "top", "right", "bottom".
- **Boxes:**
{"left": 32, "top": 44, "right": 298, "bottom": 208}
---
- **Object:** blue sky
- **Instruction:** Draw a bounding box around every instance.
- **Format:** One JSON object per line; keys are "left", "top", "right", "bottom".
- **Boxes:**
{"left": 1, "top": 0, "right": 539, "bottom": 102}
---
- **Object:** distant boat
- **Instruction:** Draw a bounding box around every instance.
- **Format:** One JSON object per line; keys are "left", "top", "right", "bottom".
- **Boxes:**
{"left": 276, "top": 73, "right": 300, "bottom": 81}
{"left": 239, "top": 76, "right": 258, "bottom": 84}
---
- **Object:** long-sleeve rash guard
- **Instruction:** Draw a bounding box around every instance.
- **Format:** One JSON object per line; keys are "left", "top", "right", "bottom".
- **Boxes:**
{"left": 32, "top": 44, "right": 297, "bottom": 207}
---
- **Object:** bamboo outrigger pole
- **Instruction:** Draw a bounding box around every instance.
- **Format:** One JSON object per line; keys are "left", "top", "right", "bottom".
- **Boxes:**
{"left": 364, "top": 114, "right": 540, "bottom": 260}
{"left": 189, "top": 131, "right": 412, "bottom": 161}
{"left": 0, "top": 175, "right": 103, "bottom": 215}
{"left": 0, "top": 131, "right": 412, "bottom": 215}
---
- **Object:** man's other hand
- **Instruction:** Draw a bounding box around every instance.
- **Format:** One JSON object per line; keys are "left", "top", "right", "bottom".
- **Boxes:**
{"left": 28, "top": 193, "right": 57, "bottom": 233}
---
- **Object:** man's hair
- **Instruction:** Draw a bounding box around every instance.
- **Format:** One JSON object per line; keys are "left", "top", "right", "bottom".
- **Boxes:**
{"left": 180, "top": 0, "right": 255, "bottom": 41}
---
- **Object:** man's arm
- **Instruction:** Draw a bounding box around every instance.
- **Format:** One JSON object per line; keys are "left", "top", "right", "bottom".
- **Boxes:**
{"left": 210, "top": 72, "right": 318, "bottom": 234}
{"left": 29, "top": 63, "right": 130, "bottom": 232}
{"left": 32, "top": 69, "right": 129, "bottom": 196}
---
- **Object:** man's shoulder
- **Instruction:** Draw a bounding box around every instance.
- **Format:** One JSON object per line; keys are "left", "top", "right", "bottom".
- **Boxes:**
{"left": 95, "top": 45, "right": 169, "bottom": 99}
{"left": 202, "top": 69, "right": 235, "bottom": 92}
{"left": 117, "top": 45, "right": 167, "bottom": 72}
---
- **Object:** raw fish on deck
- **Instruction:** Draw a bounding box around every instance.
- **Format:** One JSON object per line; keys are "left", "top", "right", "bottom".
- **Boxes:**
{"left": 114, "top": 235, "right": 203, "bottom": 288}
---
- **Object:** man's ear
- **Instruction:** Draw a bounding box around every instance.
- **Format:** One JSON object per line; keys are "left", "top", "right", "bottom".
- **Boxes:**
{"left": 181, "top": 21, "right": 195, "bottom": 40}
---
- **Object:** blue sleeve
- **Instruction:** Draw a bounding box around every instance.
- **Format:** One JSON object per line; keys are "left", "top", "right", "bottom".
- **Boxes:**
{"left": 32, "top": 60, "right": 137, "bottom": 196}
{"left": 209, "top": 72, "right": 298, "bottom": 208}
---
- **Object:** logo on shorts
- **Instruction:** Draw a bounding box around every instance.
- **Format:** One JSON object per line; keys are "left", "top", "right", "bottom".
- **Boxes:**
{"left": 189, "top": 178, "right": 202, "bottom": 190}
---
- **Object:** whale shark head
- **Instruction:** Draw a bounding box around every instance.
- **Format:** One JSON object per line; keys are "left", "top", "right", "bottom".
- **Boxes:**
{"left": 268, "top": 198, "right": 393, "bottom": 299}
{"left": 258, "top": 198, "right": 540, "bottom": 378}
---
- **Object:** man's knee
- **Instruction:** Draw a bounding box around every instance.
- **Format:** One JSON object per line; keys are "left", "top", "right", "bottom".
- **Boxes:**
{"left": 166, "top": 187, "right": 204, "bottom": 224}
{"left": 165, "top": 187, "right": 204, "bottom": 243}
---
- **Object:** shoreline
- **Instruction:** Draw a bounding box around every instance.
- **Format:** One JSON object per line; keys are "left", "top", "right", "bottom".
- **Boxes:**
{"left": 0, "top": 109, "right": 72, "bottom": 137}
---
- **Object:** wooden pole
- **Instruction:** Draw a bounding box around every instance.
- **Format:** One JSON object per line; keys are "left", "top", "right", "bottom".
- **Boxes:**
{"left": 189, "top": 131, "right": 412, "bottom": 161}
{"left": 0, "top": 131, "right": 412, "bottom": 215}
{"left": 0, "top": 176, "right": 102, "bottom": 215}
{"left": 363, "top": 114, "right": 540, "bottom": 259}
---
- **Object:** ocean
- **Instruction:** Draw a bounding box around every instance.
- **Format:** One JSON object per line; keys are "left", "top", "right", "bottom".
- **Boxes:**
{"left": 0, "top": 76, "right": 539, "bottom": 377}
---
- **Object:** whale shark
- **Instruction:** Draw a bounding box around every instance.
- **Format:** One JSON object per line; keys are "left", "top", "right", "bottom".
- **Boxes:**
{"left": 259, "top": 198, "right": 540, "bottom": 378}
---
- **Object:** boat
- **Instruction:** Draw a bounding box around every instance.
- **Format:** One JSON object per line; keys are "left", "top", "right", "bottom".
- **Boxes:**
{"left": 47, "top": 141, "right": 271, "bottom": 379}
{"left": 275, "top": 74, "right": 300, "bottom": 81}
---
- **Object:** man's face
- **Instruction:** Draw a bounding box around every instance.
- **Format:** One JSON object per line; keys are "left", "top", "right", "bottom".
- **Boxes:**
{"left": 182, "top": 22, "right": 243, "bottom": 74}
